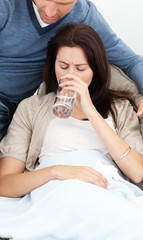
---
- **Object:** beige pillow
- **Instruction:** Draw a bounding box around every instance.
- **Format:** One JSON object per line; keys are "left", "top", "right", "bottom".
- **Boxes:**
{"left": 109, "top": 65, "right": 142, "bottom": 104}
{"left": 109, "top": 65, "right": 143, "bottom": 136}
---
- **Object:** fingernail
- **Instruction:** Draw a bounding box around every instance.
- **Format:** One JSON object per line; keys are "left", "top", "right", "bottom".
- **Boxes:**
{"left": 137, "top": 112, "right": 142, "bottom": 116}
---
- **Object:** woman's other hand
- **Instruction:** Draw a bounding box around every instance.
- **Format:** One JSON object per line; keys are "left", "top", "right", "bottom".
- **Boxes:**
{"left": 52, "top": 165, "right": 108, "bottom": 189}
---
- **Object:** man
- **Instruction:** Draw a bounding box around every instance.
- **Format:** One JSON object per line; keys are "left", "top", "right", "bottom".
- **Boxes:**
{"left": 0, "top": 0, "right": 143, "bottom": 140}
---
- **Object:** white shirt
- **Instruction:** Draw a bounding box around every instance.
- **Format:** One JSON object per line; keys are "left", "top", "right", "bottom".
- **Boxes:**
{"left": 32, "top": 2, "right": 49, "bottom": 28}
{"left": 39, "top": 116, "right": 116, "bottom": 163}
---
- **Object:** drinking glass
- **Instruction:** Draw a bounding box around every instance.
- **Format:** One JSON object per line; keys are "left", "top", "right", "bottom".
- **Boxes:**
{"left": 53, "top": 79, "right": 76, "bottom": 119}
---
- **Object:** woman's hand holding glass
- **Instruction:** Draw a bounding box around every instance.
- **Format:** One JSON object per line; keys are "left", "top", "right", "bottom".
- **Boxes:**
{"left": 60, "top": 74, "right": 94, "bottom": 116}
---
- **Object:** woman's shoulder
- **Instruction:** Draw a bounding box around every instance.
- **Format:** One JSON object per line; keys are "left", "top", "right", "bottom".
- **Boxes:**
{"left": 113, "top": 99, "right": 134, "bottom": 112}
{"left": 13, "top": 93, "right": 56, "bottom": 124}
{"left": 110, "top": 98, "right": 137, "bottom": 129}
{"left": 18, "top": 93, "right": 55, "bottom": 109}
{"left": 112, "top": 99, "right": 143, "bottom": 153}
{"left": 112, "top": 99, "right": 137, "bottom": 129}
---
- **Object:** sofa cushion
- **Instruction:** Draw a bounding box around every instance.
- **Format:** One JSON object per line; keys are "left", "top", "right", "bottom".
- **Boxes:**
{"left": 109, "top": 65, "right": 143, "bottom": 136}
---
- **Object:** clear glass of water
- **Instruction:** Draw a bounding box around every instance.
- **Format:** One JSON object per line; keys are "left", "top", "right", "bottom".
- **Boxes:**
{"left": 53, "top": 80, "right": 76, "bottom": 119}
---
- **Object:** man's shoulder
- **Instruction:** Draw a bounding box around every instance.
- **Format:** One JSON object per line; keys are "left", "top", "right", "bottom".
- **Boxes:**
{"left": 69, "top": 0, "right": 101, "bottom": 29}
{"left": 0, "top": 0, "right": 15, "bottom": 15}
{"left": 65, "top": 0, "right": 97, "bottom": 23}
{"left": 0, "top": 0, "right": 24, "bottom": 29}
{"left": 0, "top": 0, "right": 11, "bottom": 28}
{"left": 73, "top": 0, "right": 97, "bottom": 14}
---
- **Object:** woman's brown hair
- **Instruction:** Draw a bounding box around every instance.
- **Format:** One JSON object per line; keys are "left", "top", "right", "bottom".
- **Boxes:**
{"left": 43, "top": 23, "right": 136, "bottom": 123}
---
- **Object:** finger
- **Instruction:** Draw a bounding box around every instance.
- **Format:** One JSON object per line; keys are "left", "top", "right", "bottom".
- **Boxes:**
{"left": 61, "top": 84, "right": 85, "bottom": 94}
{"left": 82, "top": 168, "right": 109, "bottom": 188}
{"left": 60, "top": 80, "right": 88, "bottom": 92}
{"left": 137, "top": 97, "right": 143, "bottom": 116}
{"left": 60, "top": 74, "right": 85, "bottom": 85}
{"left": 94, "top": 179, "right": 108, "bottom": 189}
{"left": 92, "top": 173, "right": 108, "bottom": 187}
{"left": 60, "top": 74, "right": 77, "bottom": 80}
{"left": 59, "top": 79, "right": 86, "bottom": 89}
{"left": 90, "top": 168, "right": 108, "bottom": 183}
{"left": 60, "top": 84, "right": 87, "bottom": 97}
{"left": 80, "top": 175, "right": 108, "bottom": 189}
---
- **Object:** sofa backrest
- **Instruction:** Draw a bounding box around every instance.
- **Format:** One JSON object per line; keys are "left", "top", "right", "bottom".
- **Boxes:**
{"left": 109, "top": 65, "right": 143, "bottom": 136}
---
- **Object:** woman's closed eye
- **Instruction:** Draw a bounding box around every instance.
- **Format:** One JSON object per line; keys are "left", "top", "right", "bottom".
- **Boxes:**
{"left": 60, "top": 65, "right": 86, "bottom": 71}
{"left": 59, "top": 63, "right": 68, "bottom": 69}
{"left": 76, "top": 67, "right": 86, "bottom": 71}
{"left": 58, "top": 60, "right": 88, "bottom": 72}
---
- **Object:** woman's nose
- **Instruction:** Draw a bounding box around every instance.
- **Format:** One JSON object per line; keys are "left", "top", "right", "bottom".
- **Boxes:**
{"left": 45, "top": 2, "right": 57, "bottom": 17}
{"left": 68, "top": 66, "right": 74, "bottom": 74}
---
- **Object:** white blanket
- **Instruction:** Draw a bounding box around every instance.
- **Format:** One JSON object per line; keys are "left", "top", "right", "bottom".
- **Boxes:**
{"left": 0, "top": 150, "right": 143, "bottom": 240}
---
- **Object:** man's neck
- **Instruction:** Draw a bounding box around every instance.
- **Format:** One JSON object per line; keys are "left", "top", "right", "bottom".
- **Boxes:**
{"left": 32, "top": 1, "right": 49, "bottom": 28}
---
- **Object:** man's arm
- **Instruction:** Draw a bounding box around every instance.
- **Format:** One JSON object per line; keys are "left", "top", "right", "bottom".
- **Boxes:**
{"left": 85, "top": 2, "right": 143, "bottom": 114}
{"left": 0, "top": 0, "right": 11, "bottom": 30}
{"left": 81, "top": 1, "right": 143, "bottom": 93}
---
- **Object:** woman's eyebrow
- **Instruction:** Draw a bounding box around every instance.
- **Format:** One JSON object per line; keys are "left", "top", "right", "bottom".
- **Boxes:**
{"left": 58, "top": 61, "right": 88, "bottom": 66}
{"left": 58, "top": 61, "right": 68, "bottom": 64}
{"left": 75, "top": 64, "right": 88, "bottom": 66}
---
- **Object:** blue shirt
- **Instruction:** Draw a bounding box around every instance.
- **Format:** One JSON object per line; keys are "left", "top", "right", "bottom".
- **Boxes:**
{"left": 0, "top": 0, "right": 143, "bottom": 106}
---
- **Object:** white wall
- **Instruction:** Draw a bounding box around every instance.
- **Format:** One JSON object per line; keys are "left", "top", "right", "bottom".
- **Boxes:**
{"left": 91, "top": 0, "right": 143, "bottom": 55}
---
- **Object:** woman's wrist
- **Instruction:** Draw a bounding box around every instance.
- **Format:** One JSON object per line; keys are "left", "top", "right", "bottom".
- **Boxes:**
{"left": 48, "top": 165, "right": 58, "bottom": 180}
{"left": 85, "top": 105, "right": 98, "bottom": 119}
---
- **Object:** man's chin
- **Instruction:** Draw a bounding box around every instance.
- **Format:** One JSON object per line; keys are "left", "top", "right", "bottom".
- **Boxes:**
{"left": 42, "top": 16, "right": 60, "bottom": 25}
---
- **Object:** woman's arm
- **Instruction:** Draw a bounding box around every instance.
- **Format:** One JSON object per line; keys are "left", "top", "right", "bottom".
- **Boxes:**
{"left": 87, "top": 106, "right": 143, "bottom": 183}
{"left": 0, "top": 157, "right": 108, "bottom": 198}
{"left": 0, "top": 157, "right": 55, "bottom": 197}
{"left": 60, "top": 74, "right": 143, "bottom": 183}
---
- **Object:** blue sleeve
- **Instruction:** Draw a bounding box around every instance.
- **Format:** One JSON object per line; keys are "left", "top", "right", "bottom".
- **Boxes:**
{"left": 84, "top": 1, "right": 143, "bottom": 93}
{"left": 0, "top": 0, "right": 10, "bottom": 30}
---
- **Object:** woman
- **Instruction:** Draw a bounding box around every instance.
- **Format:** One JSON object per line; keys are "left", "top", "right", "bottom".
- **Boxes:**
{"left": 0, "top": 24, "right": 143, "bottom": 240}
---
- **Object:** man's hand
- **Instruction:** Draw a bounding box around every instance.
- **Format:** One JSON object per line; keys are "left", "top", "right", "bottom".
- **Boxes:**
{"left": 137, "top": 96, "right": 143, "bottom": 117}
